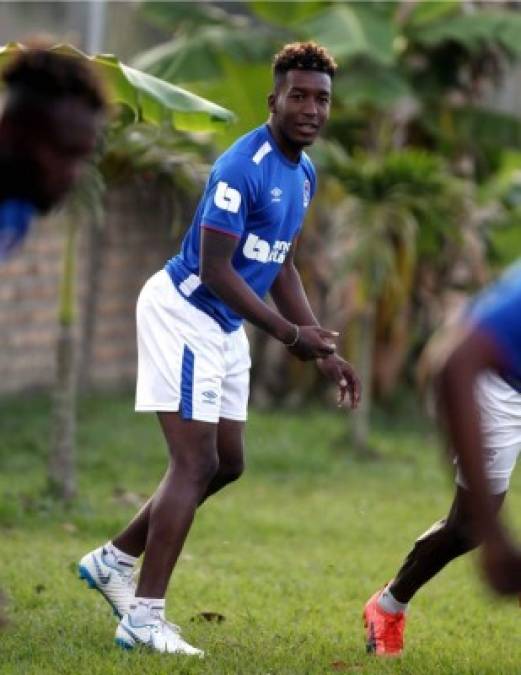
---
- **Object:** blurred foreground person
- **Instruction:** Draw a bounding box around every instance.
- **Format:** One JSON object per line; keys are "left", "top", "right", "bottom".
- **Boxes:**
{"left": 0, "top": 46, "right": 105, "bottom": 628}
{"left": 79, "top": 41, "right": 360, "bottom": 657}
{"left": 0, "top": 46, "right": 105, "bottom": 259}
{"left": 364, "top": 263, "right": 521, "bottom": 656}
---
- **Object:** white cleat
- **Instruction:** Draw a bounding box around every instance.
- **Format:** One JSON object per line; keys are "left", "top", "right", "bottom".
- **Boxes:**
{"left": 78, "top": 546, "right": 136, "bottom": 619}
{"left": 115, "top": 614, "right": 204, "bottom": 657}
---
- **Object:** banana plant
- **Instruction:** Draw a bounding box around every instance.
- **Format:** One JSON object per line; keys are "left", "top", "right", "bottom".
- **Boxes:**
{"left": 319, "top": 143, "right": 467, "bottom": 451}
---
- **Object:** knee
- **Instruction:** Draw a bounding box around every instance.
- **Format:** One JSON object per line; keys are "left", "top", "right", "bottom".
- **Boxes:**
{"left": 176, "top": 446, "right": 219, "bottom": 487}
{"left": 218, "top": 457, "right": 245, "bottom": 485}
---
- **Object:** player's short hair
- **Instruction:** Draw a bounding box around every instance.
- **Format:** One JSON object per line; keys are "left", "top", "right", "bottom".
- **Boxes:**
{"left": 272, "top": 41, "right": 337, "bottom": 84}
{"left": 2, "top": 47, "right": 106, "bottom": 112}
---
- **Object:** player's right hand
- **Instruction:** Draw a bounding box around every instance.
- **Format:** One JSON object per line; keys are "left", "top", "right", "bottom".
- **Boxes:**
{"left": 287, "top": 325, "right": 338, "bottom": 361}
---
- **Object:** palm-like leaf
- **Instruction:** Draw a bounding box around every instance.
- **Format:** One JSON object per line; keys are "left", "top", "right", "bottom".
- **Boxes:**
{"left": 132, "top": 25, "right": 275, "bottom": 85}
{"left": 0, "top": 42, "right": 234, "bottom": 132}
{"left": 412, "top": 10, "right": 521, "bottom": 57}
{"left": 296, "top": 3, "right": 397, "bottom": 65}
{"left": 333, "top": 63, "right": 413, "bottom": 109}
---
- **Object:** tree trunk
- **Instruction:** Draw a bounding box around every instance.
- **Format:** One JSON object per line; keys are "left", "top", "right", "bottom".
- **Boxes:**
{"left": 78, "top": 218, "right": 103, "bottom": 390}
{"left": 48, "top": 215, "right": 78, "bottom": 502}
{"left": 351, "top": 303, "right": 376, "bottom": 454}
{"left": 49, "top": 324, "right": 77, "bottom": 501}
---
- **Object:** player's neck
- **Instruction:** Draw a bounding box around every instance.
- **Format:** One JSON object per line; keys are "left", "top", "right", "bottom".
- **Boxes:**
{"left": 266, "top": 122, "right": 302, "bottom": 164}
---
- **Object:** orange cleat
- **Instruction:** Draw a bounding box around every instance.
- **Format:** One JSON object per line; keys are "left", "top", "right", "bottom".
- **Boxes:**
{"left": 363, "top": 589, "right": 406, "bottom": 656}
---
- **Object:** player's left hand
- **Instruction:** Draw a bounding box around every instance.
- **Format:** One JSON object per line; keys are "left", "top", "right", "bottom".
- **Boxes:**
{"left": 316, "top": 353, "right": 361, "bottom": 410}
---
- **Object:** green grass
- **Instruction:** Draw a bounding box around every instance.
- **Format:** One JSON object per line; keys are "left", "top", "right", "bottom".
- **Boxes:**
{"left": 1, "top": 392, "right": 521, "bottom": 674}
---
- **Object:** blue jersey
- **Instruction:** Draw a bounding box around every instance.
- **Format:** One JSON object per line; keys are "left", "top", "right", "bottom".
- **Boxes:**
{"left": 0, "top": 199, "right": 36, "bottom": 261}
{"left": 470, "top": 263, "right": 521, "bottom": 390}
{"left": 165, "top": 124, "right": 316, "bottom": 332}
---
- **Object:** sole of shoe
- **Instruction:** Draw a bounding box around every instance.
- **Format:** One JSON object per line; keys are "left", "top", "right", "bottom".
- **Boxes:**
{"left": 115, "top": 637, "right": 134, "bottom": 650}
{"left": 78, "top": 564, "right": 121, "bottom": 618}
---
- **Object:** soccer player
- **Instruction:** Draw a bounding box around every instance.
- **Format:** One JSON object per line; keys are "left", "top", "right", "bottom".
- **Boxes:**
{"left": 0, "top": 46, "right": 105, "bottom": 628}
{"left": 0, "top": 46, "right": 105, "bottom": 258}
{"left": 79, "top": 41, "right": 361, "bottom": 656}
{"left": 363, "top": 263, "right": 521, "bottom": 656}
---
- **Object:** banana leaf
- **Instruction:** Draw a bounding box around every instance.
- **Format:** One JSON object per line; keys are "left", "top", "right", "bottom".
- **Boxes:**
{"left": 0, "top": 42, "right": 234, "bottom": 132}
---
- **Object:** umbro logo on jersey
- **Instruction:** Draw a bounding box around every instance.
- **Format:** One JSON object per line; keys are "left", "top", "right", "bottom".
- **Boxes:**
{"left": 271, "top": 187, "right": 282, "bottom": 202}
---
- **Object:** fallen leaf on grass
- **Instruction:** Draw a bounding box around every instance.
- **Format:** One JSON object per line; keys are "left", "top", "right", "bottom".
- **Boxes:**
{"left": 190, "top": 611, "right": 226, "bottom": 623}
{"left": 62, "top": 522, "right": 77, "bottom": 534}
{"left": 330, "top": 663, "right": 363, "bottom": 673}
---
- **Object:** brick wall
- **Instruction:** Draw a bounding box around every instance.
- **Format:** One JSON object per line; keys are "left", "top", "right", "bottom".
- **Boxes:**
{"left": 0, "top": 178, "right": 181, "bottom": 395}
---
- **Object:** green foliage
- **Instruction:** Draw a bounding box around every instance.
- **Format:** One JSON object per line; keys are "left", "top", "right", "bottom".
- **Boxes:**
{"left": 413, "top": 10, "right": 521, "bottom": 57}
{"left": 249, "top": 1, "right": 324, "bottom": 27}
{"left": 188, "top": 60, "right": 273, "bottom": 150}
{"left": 0, "top": 42, "right": 234, "bottom": 133}
{"left": 296, "top": 3, "right": 397, "bottom": 65}
{"left": 479, "top": 151, "right": 521, "bottom": 269}
{"left": 140, "top": 0, "right": 240, "bottom": 31}
{"left": 322, "top": 144, "right": 465, "bottom": 267}
{"left": 334, "top": 63, "right": 413, "bottom": 109}
{"left": 405, "top": 0, "right": 461, "bottom": 28}
{"left": 132, "top": 26, "right": 274, "bottom": 85}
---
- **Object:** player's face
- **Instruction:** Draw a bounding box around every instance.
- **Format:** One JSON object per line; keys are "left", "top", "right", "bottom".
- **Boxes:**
{"left": 26, "top": 98, "right": 100, "bottom": 212}
{"left": 269, "top": 69, "right": 331, "bottom": 148}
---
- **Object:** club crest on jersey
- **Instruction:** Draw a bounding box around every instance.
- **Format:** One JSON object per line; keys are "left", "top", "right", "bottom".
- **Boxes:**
{"left": 270, "top": 187, "right": 283, "bottom": 203}
{"left": 243, "top": 233, "right": 291, "bottom": 264}
{"left": 303, "top": 179, "right": 311, "bottom": 208}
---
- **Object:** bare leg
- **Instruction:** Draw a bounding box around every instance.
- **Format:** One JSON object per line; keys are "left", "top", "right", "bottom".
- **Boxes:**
{"left": 134, "top": 413, "right": 218, "bottom": 598}
{"left": 113, "top": 418, "right": 245, "bottom": 569}
{"left": 390, "top": 486, "right": 506, "bottom": 603}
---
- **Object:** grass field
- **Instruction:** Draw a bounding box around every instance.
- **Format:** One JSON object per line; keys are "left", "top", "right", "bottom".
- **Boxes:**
{"left": 1, "top": 392, "right": 521, "bottom": 674}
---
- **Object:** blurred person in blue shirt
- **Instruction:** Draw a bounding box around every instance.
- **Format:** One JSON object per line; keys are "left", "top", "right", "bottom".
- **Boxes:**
{"left": 0, "top": 45, "right": 105, "bottom": 260}
{"left": 364, "top": 263, "right": 521, "bottom": 656}
{"left": 0, "top": 44, "right": 104, "bottom": 629}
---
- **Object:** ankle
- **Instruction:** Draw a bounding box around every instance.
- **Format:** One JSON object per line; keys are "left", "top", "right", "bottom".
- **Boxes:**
{"left": 129, "top": 597, "right": 165, "bottom": 623}
{"left": 378, "top": 585, "right": 408, "bottom": 614}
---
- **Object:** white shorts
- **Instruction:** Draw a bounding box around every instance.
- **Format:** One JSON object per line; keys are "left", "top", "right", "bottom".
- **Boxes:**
{"left": 455, "top": 371, "right": 521, "bottom": 494}
{"left": 135, "top": 270, "right": 251, "bottom": 423}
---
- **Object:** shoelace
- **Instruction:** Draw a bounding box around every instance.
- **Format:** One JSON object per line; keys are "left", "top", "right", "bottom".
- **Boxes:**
{"left": 161, "top": 618, "right": 181, "bottom": 635}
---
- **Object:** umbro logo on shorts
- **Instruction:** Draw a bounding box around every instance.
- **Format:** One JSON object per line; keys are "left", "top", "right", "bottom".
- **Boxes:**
{"left": 202, "top": 390, "right": 218, "bottom": 404}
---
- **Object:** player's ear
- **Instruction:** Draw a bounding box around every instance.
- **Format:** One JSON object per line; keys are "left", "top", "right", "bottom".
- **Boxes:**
{"left": 268, "top": 92, "right": 276, "bottom": 113}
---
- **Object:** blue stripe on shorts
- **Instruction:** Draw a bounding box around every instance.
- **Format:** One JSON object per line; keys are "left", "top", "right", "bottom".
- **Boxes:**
{"left": 180, "top": 345, "right": 195, "bottom": 419}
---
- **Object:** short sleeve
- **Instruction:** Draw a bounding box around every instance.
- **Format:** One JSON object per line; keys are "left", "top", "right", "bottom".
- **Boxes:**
{"left": 476, "top": 285, "right": 521, "bottom": 376}
{"left": 201, "top": 154, "right": 258, "bottom": 238}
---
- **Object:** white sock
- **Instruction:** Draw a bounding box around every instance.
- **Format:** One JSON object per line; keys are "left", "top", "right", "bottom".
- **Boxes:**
{"left": 104, "top": 541, "right": 138, "bottom": 571}
{"left": 377, "top": 586, "right": 408, "bottom": 615}
{"left": 130, "top": 597, "right": 166, "bottom": 623}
